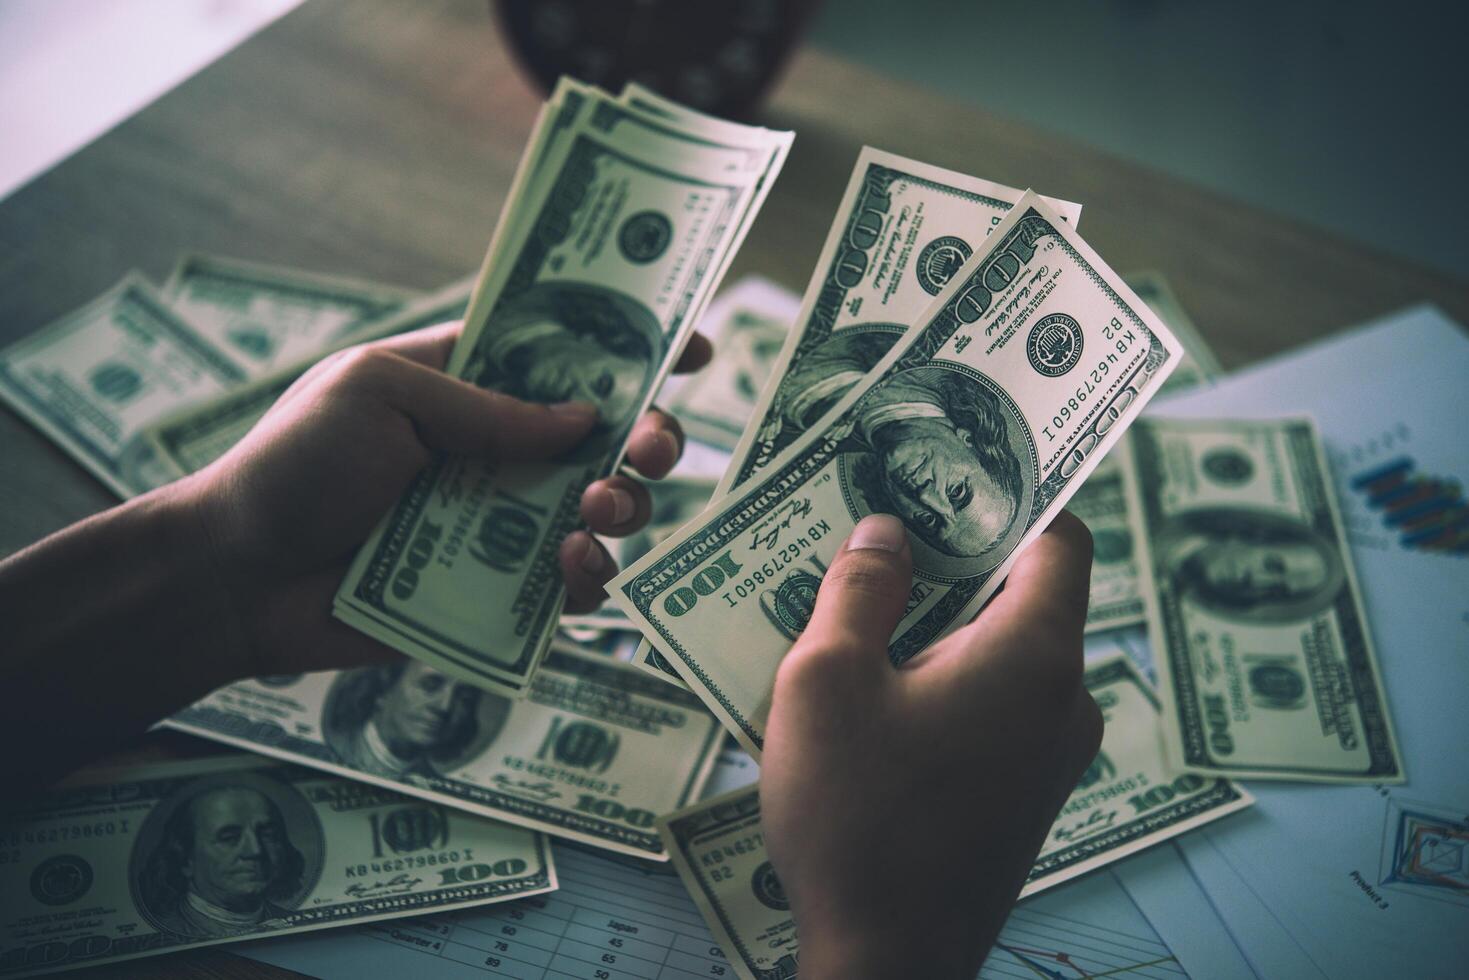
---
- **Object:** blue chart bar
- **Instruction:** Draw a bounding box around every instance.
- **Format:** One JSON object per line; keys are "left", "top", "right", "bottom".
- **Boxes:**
{"left": 1350, "top": 456, "right": 1469, "bottom": 555}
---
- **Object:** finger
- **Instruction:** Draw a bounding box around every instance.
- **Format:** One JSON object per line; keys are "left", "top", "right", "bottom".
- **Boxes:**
{"left": 985, "top": 509, "right": 1093, "bottom": 645}
{"left": 264, "top": 321, "right": 464, "bottom": 419}
{"left": 672, "top": 332, "right": 713, "bottom": 374}
{"left": 780, "top": 514, "right": 913, "bottom": 686}
{"left": 342, "top": 348, "right": 598, "bottom": 460}
{"left": 365, "top": 320, "right": 463, "bottom": 368}
{"left": 559, "top": 531, "right": 617, "bottom": 613}
{"left": 581, "top": 475, "right": 652, "bottom": 536}
{"left": 624, "top": 409, "right": 684, "bottom": 479}
{"left": 925, "top": 510, "right": 1092, "bottom": 696}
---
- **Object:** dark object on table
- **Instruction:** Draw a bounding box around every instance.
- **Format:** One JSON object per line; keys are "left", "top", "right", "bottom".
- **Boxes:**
{"left": 493, "top": 0, "right": 821, "bottom": 119}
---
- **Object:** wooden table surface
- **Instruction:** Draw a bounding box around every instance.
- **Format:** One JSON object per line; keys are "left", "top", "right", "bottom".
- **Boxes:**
{"left": 2, "top": 0, "right": 1466, "bottom": 976}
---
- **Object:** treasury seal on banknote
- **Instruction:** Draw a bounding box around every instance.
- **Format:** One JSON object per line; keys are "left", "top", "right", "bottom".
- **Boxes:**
{"left": 464, "top": 282, "right": 663, "bottom": 459}
{"left": 323, "top": 662, "right": 513, "bottom": 780}
{"left": 130, "top": 771, "right": 325, "bottom": 939}
{"left": 840, "top": 363, "right": 1035, "bottom": 577}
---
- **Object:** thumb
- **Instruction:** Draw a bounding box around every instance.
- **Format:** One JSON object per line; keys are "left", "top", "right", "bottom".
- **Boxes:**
{"left": 785, "top": 514, "right": 913, "bottom": 677}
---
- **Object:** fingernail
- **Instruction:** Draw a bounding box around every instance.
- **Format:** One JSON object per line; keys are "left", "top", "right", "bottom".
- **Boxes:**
{"left": 607, "top": 486, "right": 635, "bottom": 525}
{"left": 552, "top": 401, "right": 597, "bottom": 421}
{"left": 579, "top": 536, "right": 605, "bottom": 574}
{"left": 846, "top": 514, "right": 907, "bottom": 553}
{"left": 653, "top": 428, "right": 680, "bottom": 462}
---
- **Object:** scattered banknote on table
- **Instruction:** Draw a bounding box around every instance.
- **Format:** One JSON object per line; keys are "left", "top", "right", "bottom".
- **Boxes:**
{"left": 142, "top": 280, "right": 474, "bottom": 479}
{"left": 1123, "top": 415, "right": 1405, "bottom": 782}
{"left": 333, "top": 77, "right": 792, "bottom": 698}
{"left": 665, "top": 292, "right": 792, "bottom": 451}
{"left": 0, "top": 261, "right": 426, "bottom": 498}
{"left": 166, "top": 642, "right": 724, "bottom": 859}
{"left": 561, "top": 477, "right": 718, "bottom": 633}
{"left": 613, "top": 191, "right": 1183, "bottom": 757}
{"left": 1124, "top": 270, "right": 1222, "bottom": 397}
{"left": 659, "top": 653, "right": 1251, "bottom": 980}
{"left": 163, "top": 254, "right": 414, "bottom": 377}
{"left": 0, "top": 755, "right": 554, "bottom": 977}
{"left": 0, "top": 273, "right": 249, "bottom": 497}
{"left": 635, "top": 146, "right": 1084, "bottom": 685}
{"left": 1070, "top": 270, "right": 1223, "bottom": 633}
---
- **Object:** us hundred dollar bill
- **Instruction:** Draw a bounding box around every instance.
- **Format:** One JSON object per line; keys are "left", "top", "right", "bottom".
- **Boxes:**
{"left": 0, "top": 755, "right": 553, "bottom": 977}
{"left": 163, "top": 254, "right": 415, "bottom": 378}
{"left": 0, "top": 273, "right": 248, "bottom": 498}
{"left": 333, "top": 82, "right": 791, "bottom": 696}
{"left": 166, "top": 642, "right": 724, "bottom": 859}
{"left": 636, "top": 148, "right": 1083, "bottom": 684}
{"left": 1123, "top": 416, "right": 1405, "bottom": 782}
{"left": 659, "top": 653, "right": 1250, "bottom": 980}
{"left": 612, "top": 192, "right": 1182, "bottom": 757}
{"left": 1123, "top": 270, "right": 1222, "bottom": 398}
{"left": 142, "top": 279, "right": 474, "bottom": 479}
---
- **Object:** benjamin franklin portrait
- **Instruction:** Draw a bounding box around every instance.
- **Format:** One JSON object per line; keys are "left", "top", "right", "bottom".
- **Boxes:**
{"left": 323, "top": 661, "right": 512, "bottom": 779}
{"left": 1156, "top": 507, "right": 1346, "bottom": 623}
{"left": 768, "top": 324, "right": 904, "bottom": 449}
{"left": 133, "top": 775, "right": 321, "bottom": 939}
{"left": 464, "top": 283, "right": 663, "bottom": 459}
{"left": 841, "top": 364, "right": 1034, "bottom": 571}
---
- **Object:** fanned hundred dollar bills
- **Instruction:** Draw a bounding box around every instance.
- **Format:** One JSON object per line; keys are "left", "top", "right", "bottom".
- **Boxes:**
{"left": 163, "top": 254, "right": 414, "bottom": 378}
{"left": 0, "top": 755, "right": 554, "bottom": 977}
{"left": 1123, "top": 416, "right": 1405, "bottom": 782}
{"left": 142, "top": 279, "right": 474, "bottom": 479}
{"left": 165, "top": 642, "right": 724, "bottom": 859}
{"left": 658, "top": 653, "right": 1251, "bottom": 980}
{"left": 611, "top": 192, "right": 1182, "bottom": 757}
{"left": 333, "top": 79, "right": 792, "bottom": 697}
{"left": 636, "top": 147, "right": 1083, "bottom": 685}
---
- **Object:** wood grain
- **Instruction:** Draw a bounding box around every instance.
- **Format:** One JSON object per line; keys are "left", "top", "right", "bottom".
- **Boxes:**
{"left": 1, "top": 0, "right": 1465, "bottom": 975}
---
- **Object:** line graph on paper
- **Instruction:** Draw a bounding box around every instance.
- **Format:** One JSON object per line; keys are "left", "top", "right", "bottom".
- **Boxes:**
{"left": 243, "top": 843, "right": 1187, "bottom": 980}
{"left": 982, "top": 901, "right": 1185, "bottom": 979}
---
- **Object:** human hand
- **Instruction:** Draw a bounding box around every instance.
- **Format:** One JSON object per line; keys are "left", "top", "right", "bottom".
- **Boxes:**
{"left": 174, "top": 320, "right": 711, "bottom": 680}
{"left": 759, "top": 511, "right": 1102, "bottom": 979}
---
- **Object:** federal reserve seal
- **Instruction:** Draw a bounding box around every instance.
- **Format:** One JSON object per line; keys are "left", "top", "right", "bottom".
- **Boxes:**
{"left": 750, "top": 861, "right": 789, "bottom": 911}
{"left": 618, "top": 210, "right": 673, "bottom": 264}
{"left": 31, "top": 854, "right": 93, "bottom": 906}
{"left": 915, "top": 235, "right": 973, "bottom": 295}
{"left": 1025, "top": 314, "right": 1084, "bottom": 377}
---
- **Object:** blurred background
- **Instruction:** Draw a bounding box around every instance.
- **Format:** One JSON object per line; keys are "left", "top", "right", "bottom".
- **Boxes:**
{"left": 2, "top": 0, "right": 1464, "bottom": 278}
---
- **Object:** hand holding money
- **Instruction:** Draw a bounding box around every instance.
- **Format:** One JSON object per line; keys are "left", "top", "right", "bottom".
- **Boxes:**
{"left": 0, "top": 319, "right": 707, "bottom": 790}
{"left": 756, "top": 513, "right": 1101, "bottom": 978}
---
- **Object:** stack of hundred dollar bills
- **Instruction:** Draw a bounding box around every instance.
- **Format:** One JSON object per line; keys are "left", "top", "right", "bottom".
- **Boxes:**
{"left": 0, "top": 79, "right": 1403, "bottom": 980}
